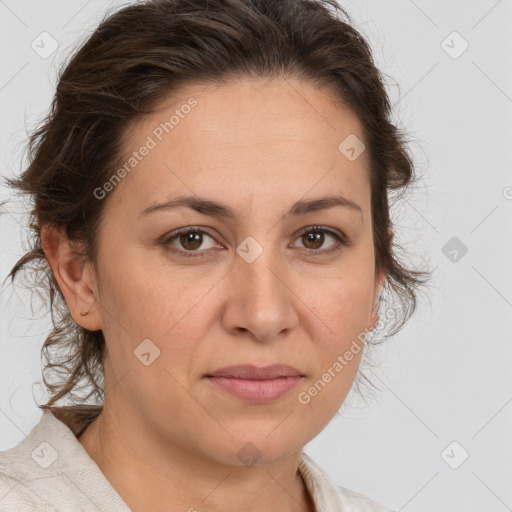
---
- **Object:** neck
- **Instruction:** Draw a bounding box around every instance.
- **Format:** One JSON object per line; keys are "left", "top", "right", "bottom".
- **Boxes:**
{"left": 77, "top": 398, "right": 315, "bottom": 512}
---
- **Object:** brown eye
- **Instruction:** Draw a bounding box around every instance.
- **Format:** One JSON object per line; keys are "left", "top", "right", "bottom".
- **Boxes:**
{"left": 301, "top": 231, "right": 324, "bottom": 250}
{"left": 163, "top": 225, "right": 347, "bottom": 259}
{"left": 293, "top": 226, "right": 346, "bottom": 254}
{"left": 163, "top": 228, "right": 220, "bottom": 257}
{"left": 179, "top": 231, "right": 204, "bottom": 251}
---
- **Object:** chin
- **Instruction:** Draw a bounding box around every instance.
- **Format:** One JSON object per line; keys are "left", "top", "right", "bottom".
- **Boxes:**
{"left": 218, "top": 431, "right": 303, "bottom": 467}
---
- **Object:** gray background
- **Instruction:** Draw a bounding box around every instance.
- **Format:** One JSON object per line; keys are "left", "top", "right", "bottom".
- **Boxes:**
{"left": 1, "top": 1, "right": 511, "bottom": 510}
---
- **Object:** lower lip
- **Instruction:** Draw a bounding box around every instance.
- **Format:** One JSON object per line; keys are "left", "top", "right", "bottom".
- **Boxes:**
{"left": 205, "top": 376, "right": 303, "bottom": 402}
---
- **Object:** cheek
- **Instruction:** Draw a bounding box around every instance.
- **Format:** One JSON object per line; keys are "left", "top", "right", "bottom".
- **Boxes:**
{"left": 297, "top": 259, "right": 375, "bottom": 410}
{"left": 295, "top": 284, "right": 370, "bottom": 431}
{"left": 293, "top": 331, "right": 364, "bottom": 442}
{"left": 96, "top": 245, "right": 179, "bottom": 334}
{"left": 305, "top": 282, "right": 369, "bottom": 386}
{"left": 304, "top": 265, "right": 376, "bottom": 342}
{"left": 95, "top": 247, "right": 218, "bottom": 375}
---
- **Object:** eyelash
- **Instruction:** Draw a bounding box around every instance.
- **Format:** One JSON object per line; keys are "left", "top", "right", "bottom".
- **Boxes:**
{"left": 161, "top": 225, "right": 348, "bottom": 258}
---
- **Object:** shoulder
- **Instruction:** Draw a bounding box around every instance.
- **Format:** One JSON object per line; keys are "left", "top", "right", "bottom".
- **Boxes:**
{"left": 0, "top": 409, "right": 71, "bottom": 511}
{"left": 0, "top": 471, "right": 56, "bottom": 511}
{"left": 300, "top": 452, "right": 396, "bottom": 512}
{"left": 0, "top": 408, "right": 131, "bottom": 512}
{"left": 336, "top": 484, "right": 396, "bottom": 512}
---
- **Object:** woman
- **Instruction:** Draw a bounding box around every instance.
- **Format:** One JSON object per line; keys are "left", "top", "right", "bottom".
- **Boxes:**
{"left": 0, "top": 0, "right": 429, "bottom": 510}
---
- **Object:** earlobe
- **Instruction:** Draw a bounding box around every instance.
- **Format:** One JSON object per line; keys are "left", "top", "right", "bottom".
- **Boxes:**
{"left": 41, "top": 225, "right": 101, "bottom": 330}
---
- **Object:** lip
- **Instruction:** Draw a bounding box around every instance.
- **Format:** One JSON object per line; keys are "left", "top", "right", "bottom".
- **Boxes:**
{"left": 207, "top": 364, "right": 304, "bottom": 379}
{"left": 205, "top": 364, "right": 305, "bottom": 403}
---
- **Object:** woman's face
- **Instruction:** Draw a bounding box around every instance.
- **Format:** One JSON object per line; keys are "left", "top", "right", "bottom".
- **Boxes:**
{"left": 86, "top": 77, "right": 385, "bottom": 465}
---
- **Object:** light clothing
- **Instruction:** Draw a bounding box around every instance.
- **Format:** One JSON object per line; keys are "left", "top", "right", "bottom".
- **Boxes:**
{"left": 0, "top": 409, "right": 395, "bottom": 511}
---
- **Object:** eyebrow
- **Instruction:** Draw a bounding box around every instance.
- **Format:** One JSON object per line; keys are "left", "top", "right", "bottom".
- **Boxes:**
{"left": 139, "top": 194, "right": 363, "bottom": 221}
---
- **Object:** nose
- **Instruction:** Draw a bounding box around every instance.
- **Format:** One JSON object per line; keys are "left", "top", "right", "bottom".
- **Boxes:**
{"left": 221, "top": 241, "right": 299, "bottom": 343}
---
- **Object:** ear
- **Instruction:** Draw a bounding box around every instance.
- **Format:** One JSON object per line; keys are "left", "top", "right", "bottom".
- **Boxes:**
{"left": 369, "top": 268, "right": 386, "bottom": 330}
{"left": 41, "top": 225, "right": 102, "bottom": 331}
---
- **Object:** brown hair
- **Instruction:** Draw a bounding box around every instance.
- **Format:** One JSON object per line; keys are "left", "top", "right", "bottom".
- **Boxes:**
{"left": 2, "top": 0, "right": 430, "bottom": 422}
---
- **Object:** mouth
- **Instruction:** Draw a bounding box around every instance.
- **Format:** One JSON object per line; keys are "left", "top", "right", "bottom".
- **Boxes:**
{"left": 204, "top": 364, "right": 305, "bottom": 402}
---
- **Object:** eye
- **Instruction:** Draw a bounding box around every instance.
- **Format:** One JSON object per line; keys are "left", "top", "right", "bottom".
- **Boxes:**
{"left": 162, "top": 227, "right": 222, "bottom": 258}
{"left": 291, "top": 226, "right": 346, "bottom": 255}
{"left": 162, "top": 225, "right": 348, "bottom": 258}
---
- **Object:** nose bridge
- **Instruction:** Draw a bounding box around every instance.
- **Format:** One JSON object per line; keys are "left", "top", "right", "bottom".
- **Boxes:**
{"left": 235, "top": 233, "right": 284, "bottom": 299}
{"left": 227, "top": 233, "right": 295, "bottom": 340}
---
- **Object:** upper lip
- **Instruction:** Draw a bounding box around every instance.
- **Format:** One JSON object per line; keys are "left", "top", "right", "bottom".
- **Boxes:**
{"left": 206, "top": 364, "right": 304, "bottom": 380}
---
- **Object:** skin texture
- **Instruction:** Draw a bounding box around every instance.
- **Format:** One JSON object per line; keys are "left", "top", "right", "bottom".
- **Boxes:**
{"left": 42, "top": 76, "right": 386, "bottom": 512}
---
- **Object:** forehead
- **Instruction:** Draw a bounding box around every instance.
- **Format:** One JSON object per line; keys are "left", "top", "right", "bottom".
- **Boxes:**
{"left": 108, "top": 77, "right": 371, "bottom": 215}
